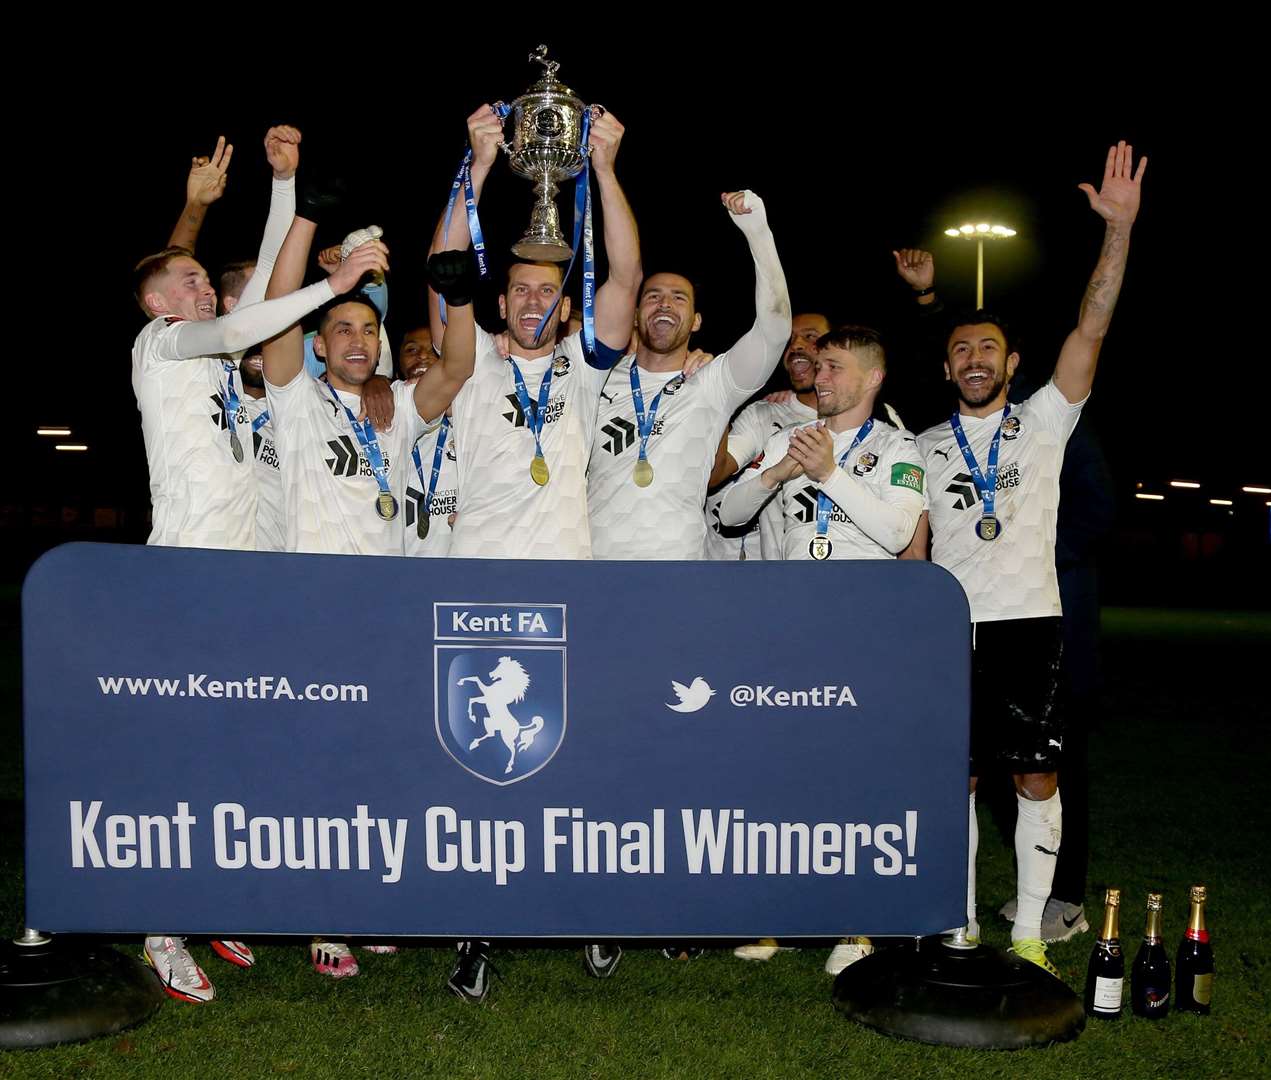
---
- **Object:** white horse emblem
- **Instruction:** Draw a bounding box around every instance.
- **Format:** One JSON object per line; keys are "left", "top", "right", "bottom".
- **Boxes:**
{"left": 457, "top": 656, "right": 545, "bottom": 775}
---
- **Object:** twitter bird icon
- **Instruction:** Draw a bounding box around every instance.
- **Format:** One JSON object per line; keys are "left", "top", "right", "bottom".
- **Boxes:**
{"left": 667, "top": 677, "right": 715, "bottom": 713}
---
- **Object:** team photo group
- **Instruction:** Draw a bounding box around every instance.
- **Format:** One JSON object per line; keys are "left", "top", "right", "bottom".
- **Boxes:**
{"left": 129, "top": 67, "right": 1145, "bottom": 1009}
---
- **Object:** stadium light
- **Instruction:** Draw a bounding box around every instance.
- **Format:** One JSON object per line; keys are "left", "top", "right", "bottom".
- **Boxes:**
{"left": 54, "top": 444, "right": 88, "bottom": 452}
{"left": 37, "top": 427, "right": 72, "bottom": 436}
{"left": 1135, "top": 493, "right": 1165, "bottom": 501}
{"left": 1209, "top": 499, "right": 1234, "bottom": 506}
{"left": 1243, "top": 486, "right": 1271, "bottom": 494}
{"left": 1170, "top": 480, "right": 1201, "bottom": 489}
{"left": 945, "top": 222, "right": 1017, "bottom": 307}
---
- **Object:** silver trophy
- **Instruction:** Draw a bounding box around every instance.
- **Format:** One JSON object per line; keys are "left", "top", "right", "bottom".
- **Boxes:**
{"left": 495, "top": 46, "right": 600, "bottom": 262}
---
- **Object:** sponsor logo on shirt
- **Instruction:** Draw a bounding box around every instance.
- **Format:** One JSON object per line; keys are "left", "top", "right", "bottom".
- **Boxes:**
{"left": 324, "top": 436, "right": 392, "bottom": 480}
{"left": 891, "top": 463, "right": 925, "bottom": 493}
{"left": 502, "top": 394, "right": 566, "bottom": 429}
{"left": 945, "top": 463, "right": 1021, "bottom": 510}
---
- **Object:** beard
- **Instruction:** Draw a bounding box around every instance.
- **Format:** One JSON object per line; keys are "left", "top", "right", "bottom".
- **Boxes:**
{"left": 507, "top": 311, "right": 558, "bottom": 353}
{"left": 955, "top": 368, "right": 1009, "bottom": 408}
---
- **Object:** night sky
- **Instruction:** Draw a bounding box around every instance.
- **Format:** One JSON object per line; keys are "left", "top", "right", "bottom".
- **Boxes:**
{"left": 19, "top": 41, "right": 1260, "bottom": 530}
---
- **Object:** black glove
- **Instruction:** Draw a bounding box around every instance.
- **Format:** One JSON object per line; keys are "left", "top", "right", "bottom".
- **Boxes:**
{"left": 296, "top": 171, "right": 346, "bottom": 224}
{"left": 427, "top": 249, "right": 479, "bottom": 306}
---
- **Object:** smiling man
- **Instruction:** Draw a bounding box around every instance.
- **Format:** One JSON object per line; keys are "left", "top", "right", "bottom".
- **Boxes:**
{"left": 586, "top": 190, "right": 791, "bottom": 561}
{"left": 914, "top": 141, "right": 1146, "bottom": 975}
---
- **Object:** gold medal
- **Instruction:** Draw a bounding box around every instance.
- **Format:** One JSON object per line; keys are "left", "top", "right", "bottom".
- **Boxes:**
{"left": 530, "top": 454, "right": 550, "bottom": 486}
{"left": 376, "top": 492, "right": 399, "bottom": 521}
{"left": 229, "top": 432, "right": 245, "bottom": 463}
{"left": 809, "top": 536, "right": 832, "bottom": 561}
{"left": 633, "top": 459, "right": 654, "bottom": 487}
{"left": 976, "top": 515, "right": 999, "bottom": 541}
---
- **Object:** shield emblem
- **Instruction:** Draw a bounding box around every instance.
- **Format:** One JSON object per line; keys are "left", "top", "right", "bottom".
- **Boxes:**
{"left": 435, "top": 645, "right": 567, "bottom": 786}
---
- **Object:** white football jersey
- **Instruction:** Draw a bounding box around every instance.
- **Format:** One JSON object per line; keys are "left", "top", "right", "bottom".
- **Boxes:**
{"left": 403, "top": 417, "right": 459, "bottom": 558}
{"left": 448, "top": 327, "right": 608, "bottom": 559}
{"left": 132, "top": 316, "right": 257, "bottom": 550}
{"left": 747, "top": 420, "right": 925, "bottom": 561}
{"left": 240, "top": 393, "right": 285, "bottom": 553}
{"left": 265, "top": 372, "right": 428, "bottom": 555}
{"left": 703, "top": 396, "right": 818, "bottom": 561}
{"left": 588, "top": 352, "right": 773, "bottom": 560}
{"left": 916, "top": 379, "right": 1085, "bottom": 622}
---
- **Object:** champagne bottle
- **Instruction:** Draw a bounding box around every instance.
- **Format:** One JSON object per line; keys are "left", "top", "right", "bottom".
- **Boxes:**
{"left": 1175, "top": 885, "right": 1214, "bottom": 1014}
{"left": 1131, "top": 892, "right": 1171, "bottom": 1018}
{"left": 1083, "top": 887, "right": 1124, "bottom": 1019}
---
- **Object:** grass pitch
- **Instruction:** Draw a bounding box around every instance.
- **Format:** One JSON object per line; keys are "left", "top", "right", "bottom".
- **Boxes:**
{"left": 1, "top": 603, "right": 1267, "bottom": 1079}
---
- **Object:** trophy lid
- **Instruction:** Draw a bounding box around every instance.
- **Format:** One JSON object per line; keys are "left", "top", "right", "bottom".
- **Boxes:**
{"left": 524, "top": 44, "right": 578, "bottom": 99}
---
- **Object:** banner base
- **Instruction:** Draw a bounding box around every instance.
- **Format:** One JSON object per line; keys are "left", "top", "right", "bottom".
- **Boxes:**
{"left": 0, "top": 934, "right": 164, "bottom": 1049}
{"left": 832, "top": 937, "right": 1084, "bottom": 1049}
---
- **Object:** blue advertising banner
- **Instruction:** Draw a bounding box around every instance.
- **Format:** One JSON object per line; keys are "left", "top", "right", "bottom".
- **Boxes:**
{"left": 23, "top": 544, "right": 970, "bottom": 939}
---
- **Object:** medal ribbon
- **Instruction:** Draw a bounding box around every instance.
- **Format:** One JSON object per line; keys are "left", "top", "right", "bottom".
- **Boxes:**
{"left": 220, "top": 361, "right": 242, "bottom": 446}
{"left": 251, "top": 409, "right": 271, "bottom": 434}
{"left": 411, "top": 415, "right": 451, "bottom": 523}
{"left": 507, "top": 356, "right": 555, "bottom": 473}
{"left": 629, "top": 362, "right": 667, "bottom": 468}
{"left": 439, "top": 103, "right": 511, "bottom": 326}
{"left": 532, "top": 108, "right": 595, "bottom": 356}
{"left": 949, "top": 405, "right": 1010, "bottom": 530}
{"left": 814, "top": 419, "right": 874, "bottom": 540}
{"left": 323, "top": 381, "right": 394, "bottom": 504}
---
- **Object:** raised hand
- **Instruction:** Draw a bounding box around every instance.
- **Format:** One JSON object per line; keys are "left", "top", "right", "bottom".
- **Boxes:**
{"left": 721, "top": 190, "right": 751, "bottom": 217}
{"left": 186, "top": 136, "right": 233, "bottom": 207}
{"left": 587, "top": 108, "right": 624, "bottom": 176}
{"left": 788, "top": 424, "right": 836, "bottom": 483}
{"left": 264, "top": 125, "right": 301, "bottom": 181}
{"left": 316, "top": 245, "right": 342, "bottom": 276}
{"left": 1079, "top": 140, "right": 1147, "bottom": 229}
{"left": 427, "top": 250, "right": 479, "bottom": 307}
{"left": 467, "top": 104, "right": 506, "bottom": 170}
{"left": 328, "top": 240, "right": 389, "bottom": 295}
{"left": 893, "top": 249, "right": 934, "bottom": 291}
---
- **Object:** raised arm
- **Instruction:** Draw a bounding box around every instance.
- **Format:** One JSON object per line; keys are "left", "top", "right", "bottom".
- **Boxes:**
{"left": 414, "top": 252, "right": 478, "bottom": 423}
{"left": 427, "top": 106, "right": 503, "bottom": 348}
{"left": 167, "top": 136, "right": 232, "bottom": 252}
{"left": 1054, "top": 140, "right": 1146, "bottom": 404}
{"left": 588, "top": 111, "right": 641, "bottom": 351}
{"left": 719, "top": 191, "right": 792, "bottom": 399}
{"left": 233, "top": 127, "right": 301, "bottom": 310}
{"left": 259, "top": 216, "right": 387, "bottom": 387}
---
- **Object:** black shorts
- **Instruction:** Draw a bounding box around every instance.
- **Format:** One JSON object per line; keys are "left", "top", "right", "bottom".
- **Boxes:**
{"left": 970, "top": 617, "right": 1065, "bottom": 775}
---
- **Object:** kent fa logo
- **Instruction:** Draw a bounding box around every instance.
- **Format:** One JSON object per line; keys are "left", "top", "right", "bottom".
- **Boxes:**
{"left": 325, "top": 435, "right": 360, "bottom": 477}
{"left": 946, "top": 472, "right": 980, "bottom": 511}
{"left": 601, "top": 416, "right": 636, "bottom": 456}
{"left": 434, "top": 603, "right": 567, "bottom": 786}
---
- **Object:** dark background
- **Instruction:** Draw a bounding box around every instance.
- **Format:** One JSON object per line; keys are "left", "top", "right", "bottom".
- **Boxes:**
{"left": 10, "top": 38, "right": 1265, "bottom": 602}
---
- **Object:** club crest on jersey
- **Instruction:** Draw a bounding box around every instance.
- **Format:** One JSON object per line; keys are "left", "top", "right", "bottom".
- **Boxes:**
{"left": 852, "top": 452, "right": 879, "bottom": 477}
{"left": 552, "top": 355, "right": 572, "bottom": 377}
{"left": 661, "top": 375, "right": 686, "bottom": 396}
{"left": 1001, "top": 416, "right": 1022, "bottom": 440}
{"left": 434, "top": 603, "right": 567, "bottom": 786}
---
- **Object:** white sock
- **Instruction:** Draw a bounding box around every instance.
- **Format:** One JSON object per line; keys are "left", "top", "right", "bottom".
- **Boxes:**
{"left": 966, "top": 791, "right": 978, "bottom": 927}
{"left": 1012, "top": 789, "right": 1062, "bottom": 942}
